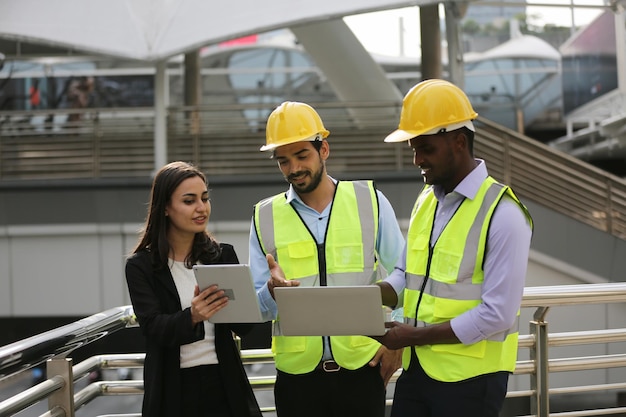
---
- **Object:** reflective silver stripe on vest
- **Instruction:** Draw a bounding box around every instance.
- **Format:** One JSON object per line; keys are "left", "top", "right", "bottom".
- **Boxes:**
{"left": 404, "top": 272, "right": 424, "bottom": 327}
{"left": 408, "top": 315, "right": 519, "bottom": 340}
{"left": 427, "top": 278, "right": 482, "bottom": 300}
{"left": 256, "top": 197, "right": 277, "bottom": 258}
{"left": 455, "top": 182, "right": 505, "bottom": 284}
{"left": 327, "top": 271, "right": 378, "bottom": 286}
{"left": 406, "top": 272, "right": 482, "bottom": 300}
{"left": 406, "top": 273, "right": 425, "bottom": 291}
{"left": 412, "top": 314, "right": 519, "bottom": 340}
{"left": 352, "top": 181, "right": 376, "bottom": 270}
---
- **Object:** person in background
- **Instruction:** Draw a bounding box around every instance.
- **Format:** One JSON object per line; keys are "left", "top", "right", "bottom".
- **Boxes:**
{"left": 125, "top": 161, "right": 262, "bottom": 417}
{"left": 249, "top": 101, "right": 405, "bottom": 417}
{"left": 66, "top": 76, "right": 94, "bottom": 123}
{"left": 29, "top": 79, "right": 41, "bottom": 110}
{"left": 374, "top": 79, "right": 533, "bottom": 417}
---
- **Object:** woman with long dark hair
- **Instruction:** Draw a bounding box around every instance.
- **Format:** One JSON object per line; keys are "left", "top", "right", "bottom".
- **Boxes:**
{"left": 125, "top": 161, "right": 262, "bottom": 417}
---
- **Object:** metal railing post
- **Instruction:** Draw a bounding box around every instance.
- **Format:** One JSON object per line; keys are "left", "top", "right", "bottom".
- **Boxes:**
{"left": 606, "top": 179, "right": 614, "bottom": 235}
{"left": 47, "top": 358, "right": 75, "bottom": 417}
{"left": 529, "top": 307, "right": 550, "bottom": 417}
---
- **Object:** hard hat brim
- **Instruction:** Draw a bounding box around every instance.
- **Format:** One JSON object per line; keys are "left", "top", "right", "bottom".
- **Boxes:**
{"left": 260, "top": 130, "right": 329, "bottom": 151}
{"left": 260, "top": 143, "right": 279, "bottom": 151}
{"left": 384, "top": 119, "right": 476, "bottom": 143}
{"left": 384, "top": 129, "right": 418, "bottom": 143}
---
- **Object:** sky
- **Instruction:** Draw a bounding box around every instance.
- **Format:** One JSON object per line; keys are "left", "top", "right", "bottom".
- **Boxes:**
{"left": 344, "top": 1, "right": 607, "bottom": 57}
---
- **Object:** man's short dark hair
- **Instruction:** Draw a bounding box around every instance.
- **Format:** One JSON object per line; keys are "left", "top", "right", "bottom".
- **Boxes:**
{"left": 460, "top": 127, "right": 475, "bottom": 155}
{"left": 271, "top": 139, "right": 324, "bottom": 159}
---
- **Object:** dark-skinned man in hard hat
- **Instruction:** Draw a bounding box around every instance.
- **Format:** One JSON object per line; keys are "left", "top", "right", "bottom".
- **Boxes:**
{"left": 373, "top": 79, "right": 534, "bottom": 417}
{"left": 249, "top": 101, "right": 405, "bottom": 417}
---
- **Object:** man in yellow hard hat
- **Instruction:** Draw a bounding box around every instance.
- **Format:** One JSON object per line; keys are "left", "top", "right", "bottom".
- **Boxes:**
{"left": 249, "top": 101, "right": 405, "bottom": 417}
{"left": 374, "top": 79, "right": 534, "bottom": 417}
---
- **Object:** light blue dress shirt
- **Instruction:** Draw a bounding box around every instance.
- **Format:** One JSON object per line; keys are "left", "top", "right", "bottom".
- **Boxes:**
{"left": 384, "top": 159, "right": 532, "bottom": 345}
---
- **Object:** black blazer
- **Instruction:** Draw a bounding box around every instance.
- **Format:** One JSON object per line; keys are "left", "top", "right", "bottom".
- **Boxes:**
{"left": 125, "top": 243, "right": 262, "bottom": 417}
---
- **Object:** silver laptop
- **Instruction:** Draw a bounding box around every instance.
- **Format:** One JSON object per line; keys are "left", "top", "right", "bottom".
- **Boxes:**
{"left": 273, "top": 285, "right": 387, "bottom": 336}
{"left": 192, "top": 264, "right": 264, "bottom": 323}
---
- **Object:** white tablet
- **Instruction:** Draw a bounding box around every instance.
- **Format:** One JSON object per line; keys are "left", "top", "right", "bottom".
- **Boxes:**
{"left": 192, "top": 264, "right": 264, "bottom": 323}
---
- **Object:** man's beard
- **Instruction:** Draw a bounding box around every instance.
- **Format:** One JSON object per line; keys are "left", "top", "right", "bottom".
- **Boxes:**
{"left": 287, "top": 163, "right": 324, "bottom": 194}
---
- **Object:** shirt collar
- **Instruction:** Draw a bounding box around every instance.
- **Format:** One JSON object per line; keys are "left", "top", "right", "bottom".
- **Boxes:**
{"left": 433, "top": 159, "right": 488, "bottom": 201}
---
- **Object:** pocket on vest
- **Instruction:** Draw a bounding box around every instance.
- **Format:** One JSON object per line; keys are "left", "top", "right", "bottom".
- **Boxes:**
{"left": 432, "top": 340, "right": 486, "bottom": 359}
{"left": 273, "top": 336, "right": 306, "bottom": 353}
{"left": 330, "top": 243, "right": 364, "bottom": 270}
{"left": 431, "top": 247, "right": 462, "bottom": 280}
{"left": 349, "top": 335, "right": 376, "bottom": 348}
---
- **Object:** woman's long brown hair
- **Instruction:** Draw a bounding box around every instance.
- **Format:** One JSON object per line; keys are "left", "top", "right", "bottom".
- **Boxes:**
{"left": 133, "top": 161, "right": 221, "bottom": 269}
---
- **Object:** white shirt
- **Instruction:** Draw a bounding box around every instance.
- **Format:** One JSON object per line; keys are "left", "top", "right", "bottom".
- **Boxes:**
{"left": 170, "top": 260, "right": 218, "bottom": 368}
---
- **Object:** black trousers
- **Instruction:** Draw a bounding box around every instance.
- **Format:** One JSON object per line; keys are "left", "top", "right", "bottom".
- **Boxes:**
{"left": 180, "top": 364, "right": 232, "bottom": 417}
{"left": 391, "top": 351, "right": 509, "bottom": 417}
{"left": 275, "top": 363, "right": 386, "bottom": 417}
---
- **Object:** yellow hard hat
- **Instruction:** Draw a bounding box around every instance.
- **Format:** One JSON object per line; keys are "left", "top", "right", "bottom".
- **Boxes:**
{"left": 384, "top": 79, "right": 478, "bottom": 143}
{"left": 261, "top": 101, "right": 330, "bottom": 151}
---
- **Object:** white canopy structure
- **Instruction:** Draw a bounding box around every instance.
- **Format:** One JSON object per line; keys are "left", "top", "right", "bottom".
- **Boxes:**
{"left": 0, "top": 0, "right": 436, "bottom": 62}
{"left": 1, "top": 0, "right": 454, "bottom": 170}
{"left": 2, "top": 0, "right": 624, "bottom": 171}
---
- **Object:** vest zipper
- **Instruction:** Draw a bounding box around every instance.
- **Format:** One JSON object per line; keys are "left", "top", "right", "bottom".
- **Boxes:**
{"left": 318, "top": 243, "right": 327, "bottom": 286}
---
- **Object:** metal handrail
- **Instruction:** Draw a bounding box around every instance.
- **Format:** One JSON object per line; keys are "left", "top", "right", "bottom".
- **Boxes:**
{"left": 0, "top": 306, "right": 136, "bottom": 381}
{"left": 1, "top": 103, "right": 624, "bottom": 242}
{"left": 521, "top": 282, "right": 626, "bottom": 307}
{"left": 1, "top": 283, "right": 626, "bottom": 417}
{"left": 476, "top": 117, "right": 626, "bottom": 240}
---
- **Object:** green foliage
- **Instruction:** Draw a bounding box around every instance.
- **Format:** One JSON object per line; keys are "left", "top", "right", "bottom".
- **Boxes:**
{"left": 462, "top": 19, "right": 481, "bottom": 35}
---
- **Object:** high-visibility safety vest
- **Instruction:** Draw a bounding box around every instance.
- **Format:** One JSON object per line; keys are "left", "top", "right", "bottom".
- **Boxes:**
{"left": 403, "top": 176, "right": 532, "bottom": 382}
{"left": 254, "top": 180, "right": 382, "bottom": 374}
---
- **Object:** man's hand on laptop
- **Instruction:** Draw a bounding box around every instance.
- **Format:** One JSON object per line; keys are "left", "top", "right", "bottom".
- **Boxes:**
{"left": 266, "top": 253, "right": 300, "bottom": 298}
